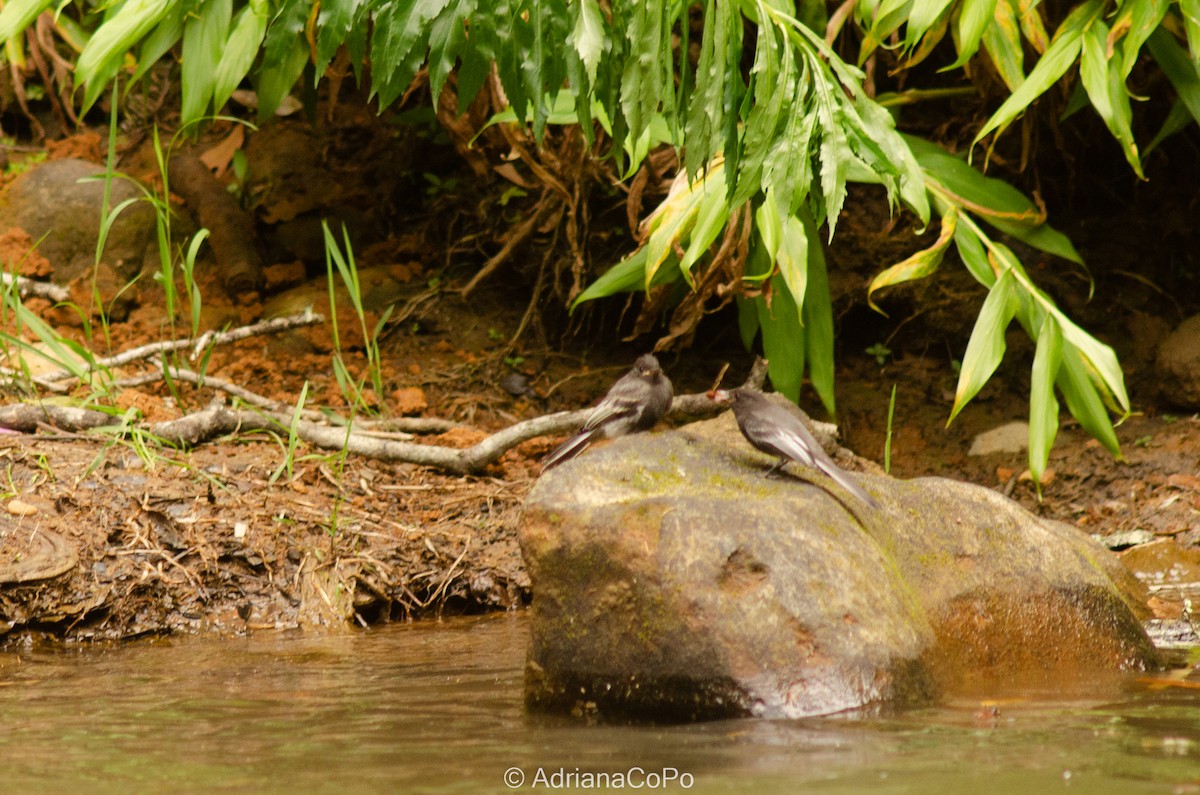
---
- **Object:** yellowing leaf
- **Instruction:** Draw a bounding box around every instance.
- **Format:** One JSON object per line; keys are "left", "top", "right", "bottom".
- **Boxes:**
{"left": 776, "top": 215, "right": 809, "bottom": 328}
{"left": 868, "top": 207, "right": 958, "bottom": 314}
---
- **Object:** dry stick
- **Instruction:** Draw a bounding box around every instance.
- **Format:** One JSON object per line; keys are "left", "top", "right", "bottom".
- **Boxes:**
{"left": 2, "top": 360, "right": 769, "bottom": 475}
{"left": 117, "top": 365, "right": 456, "bottom": 435}
{"left": 1, "top": 273, "right": 69, "bottom": 303}
{"left": 156, "top": 366, "right": 331, "bottom": 424}
{"left": 0, "top": 402, "right": 113, "bottom": 433}
{"left": 23, "top": 310, "right": 324, "bottom": 386}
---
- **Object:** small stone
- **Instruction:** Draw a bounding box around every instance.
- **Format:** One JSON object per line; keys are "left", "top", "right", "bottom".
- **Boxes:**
{"left": 233, "top": 522, "right": 248, "bottom": 539}
{"left": 6, "top": 499, "right": 37, "bottom": 516}
{"left": 968, "top": 421, "right": 1030, "bottom": 456}
{"left": 1092, "top": 529, "right": 1155, "bottom": 550}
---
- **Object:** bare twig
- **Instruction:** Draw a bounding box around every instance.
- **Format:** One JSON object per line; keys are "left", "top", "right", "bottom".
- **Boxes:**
{"left": 188, "top": 309, "right": 322, "bottom": 361}
{"left": 22, "top": 310, "right": 323, "bottom": 386}
{"left": 0, "top": 402, "right": 113, "bottom": 433}
{"left": 1, "top": 273, "right": 69, "bottom": 303}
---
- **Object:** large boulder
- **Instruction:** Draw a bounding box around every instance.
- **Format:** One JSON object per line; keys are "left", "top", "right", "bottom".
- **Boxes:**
{"left": 520, "top": 403, "right": 1157, "bottom": 720}
{"left": 0, "top": 158, "right": 156, "bottom": 284}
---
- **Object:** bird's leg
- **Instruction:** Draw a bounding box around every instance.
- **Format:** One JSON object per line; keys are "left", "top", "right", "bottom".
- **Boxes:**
{"left": 765, "top": 458, "right": 788, "bottom": 478}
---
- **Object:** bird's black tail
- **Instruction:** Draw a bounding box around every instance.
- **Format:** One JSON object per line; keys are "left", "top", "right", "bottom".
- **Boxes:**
{"left": 815, "top": 459, "right": 880, "bottom": 509}
{"left": 540, "top": 430, "right": 595, "bottom": 472}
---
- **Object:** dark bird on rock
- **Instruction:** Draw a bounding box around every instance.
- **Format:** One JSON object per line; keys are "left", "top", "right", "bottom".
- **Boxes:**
{"left": 713, "top": 387, "right": 879, "bottom": 508}
{"left": 541, "top": 354, "right": 673, "bottom": 472}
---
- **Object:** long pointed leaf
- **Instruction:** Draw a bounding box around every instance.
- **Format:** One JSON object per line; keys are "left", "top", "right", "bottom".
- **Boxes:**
{"left": 1028, "top": 313, "right": 1062, "bottom": 485}
{"left": 973, "top": 0, "right": 1103, "bottom": 147}
{"left": 950, "top": 268, "right": 1017, "bottom": 422}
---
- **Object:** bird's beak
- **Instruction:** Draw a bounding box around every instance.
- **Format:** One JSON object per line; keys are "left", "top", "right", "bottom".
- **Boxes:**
{"left": 708, "top": 389, "right": 732, "bottom": 404}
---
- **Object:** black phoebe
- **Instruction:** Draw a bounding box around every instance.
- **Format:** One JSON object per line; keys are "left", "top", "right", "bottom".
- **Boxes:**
{"left": 541, "top": 354, "right": 674, "bottom": 471}
{"left": 713, "top": 387, "right": 879, "bottom": 508}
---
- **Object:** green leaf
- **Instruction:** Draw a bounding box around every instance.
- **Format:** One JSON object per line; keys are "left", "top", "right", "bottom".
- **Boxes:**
{"left": 812, "top": 63, "right": 849, "bottom": 235}
{"left": 907, "top": 134, "right": 1083, "bottom": 263}
{"left": 1080, "top": 19, "right": 1142, "bottom": 178}
{"left": 1183, "top": 0, "right": 1200, "bottom": 67}
{"left": 849, "top": 89, "right": 931, "bottom": 223}
{"left": 953, "top": 216, "right": 997, "bottom": 287}
{"left": 680, "top": 178, "right": 731, "bottom": 276}
{"left": 860, "top": 0, "right": 915, "bottom": 63}
{"left": 1056, "top": 341, "right": 1122, "bottom": 456}
{"left": 734, "top": 16, "right": 790, "bottom": 207}
{"left": 950, "top": 268, "right": 1017, "bottom": 422}
{"left": 754, "top": 192, "right": 783, "bottom": 261}
{"left": 77, "top": 0, "right": 173, "bottom": 111}
{"left": 1113, "top": 0, "right": 1168, "bottom": 79}
{"left": 762, "top": 100, "right": 816, "bottom": 215}
{"left": 369, "top": 0, "right": 449, "bottom": 109}
{"left": 736, "top": 295, "right": 761, "bottom": 350}
{"left": 256, "top": 0, "right": 310, "bottom": 119}
{"left": 571, "top": 249, "right": 649, "bottom": 309}
{"left": 180, "top": 0, "right": 231, "bottom": 125}
{"left": 1050, "top": 306, "right": 1131, "bottom": 414}
{"left": 427, "top": 0, "right": 476, "bottom": 104}
{"left": 758, "top": 273, "right": 805, "bottom": 403}
{"left": 569, "top": 0, "right": 606, "bottom": 85}
{"left": 973, "top": 0, "right": 1103, "bottom": 147}
{"left": 315, "top": 0, "right": 366, "bottom": 79}
{"left": 1144, "top": 99, "right": 1193, "bottom": 156}
{"left": 132, "top": 5, "right": 185, "bottom": 85}
{"left": 0, "top": 0, "right": 54, "bottom": 46}
{"left": 1028, "top": 313, "right": 1062, "bottom": 485}
{"left": 946, "top": 0, "right": 998, "bottom": 70}
{"left": 905, "top": 0, "right": 956, "bottom": 52}
{"left": 1147, "top": 27, "right": 1200, "bottom": 127}
{"left": 620, "top": 0, "right": 666, "bottom": 145}
{"left": 801, "top": 210, "right": 836, "bottom": 416}
{"left": 982, "top": 0, "right": 1025, "bottom": 91}
{"left": 212, "top": 0, "right": 268, "bottom": 113}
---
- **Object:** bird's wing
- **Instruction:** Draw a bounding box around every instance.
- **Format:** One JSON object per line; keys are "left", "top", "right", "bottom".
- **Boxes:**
{"left": 580, "top": 383, "right": 647, "bottom": 431}
{"left": 741, "top": 403, "right": 822, "bottom": 466}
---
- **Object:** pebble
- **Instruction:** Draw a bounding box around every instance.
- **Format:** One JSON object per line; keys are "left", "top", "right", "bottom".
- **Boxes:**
{"left": 6, "top": 499, "right": 37, "bottom": 516}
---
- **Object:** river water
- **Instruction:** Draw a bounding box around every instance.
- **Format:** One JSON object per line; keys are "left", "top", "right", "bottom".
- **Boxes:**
{"left": 0, "top": 612, "right": 1196, "bottom": 793}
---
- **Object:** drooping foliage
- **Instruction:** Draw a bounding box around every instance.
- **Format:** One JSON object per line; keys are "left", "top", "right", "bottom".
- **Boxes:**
{"left": 0, "top": 0, "right": 1181, "bottom": 480}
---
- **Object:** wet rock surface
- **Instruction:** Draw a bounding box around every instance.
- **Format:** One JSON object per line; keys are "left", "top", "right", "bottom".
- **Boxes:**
{"left": 520, "top": 404, "right": 1158, "bottom": 720}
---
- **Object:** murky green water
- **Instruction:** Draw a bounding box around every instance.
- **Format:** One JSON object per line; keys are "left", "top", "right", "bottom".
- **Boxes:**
{"left": 0, "top": 612, "right": 1197, "bottom": 794}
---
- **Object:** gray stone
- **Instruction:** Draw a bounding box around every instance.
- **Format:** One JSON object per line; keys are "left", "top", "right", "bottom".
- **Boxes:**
{"left": 1156, "top": 315, "right": 1200, "bottom": 409}
{"left": 968, "top": 420, "right": 1030, "bottom": 456}
{"left": 520, "top": 408, "right": 1156, "bottom": 720}
{"left": 0, "top": 158, "right": 156, "bottom": 284}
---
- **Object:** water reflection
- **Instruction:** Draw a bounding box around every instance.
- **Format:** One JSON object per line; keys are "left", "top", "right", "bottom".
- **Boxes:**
{"left": 0, "top": 612, "right": 1195, "bottom": 794}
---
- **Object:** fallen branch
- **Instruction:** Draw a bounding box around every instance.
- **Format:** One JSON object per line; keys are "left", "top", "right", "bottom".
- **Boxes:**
{"left": 23, "top": 310, "right": 323, "bottom": 386}
{"left": 1, "top": 273, "right": 69, "bottom": 303}
{"left": 0, "top": 359, "right": 767, "bottom": 474}
{"left": 0, "top": 402, "right": 113, "bottom": 433}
